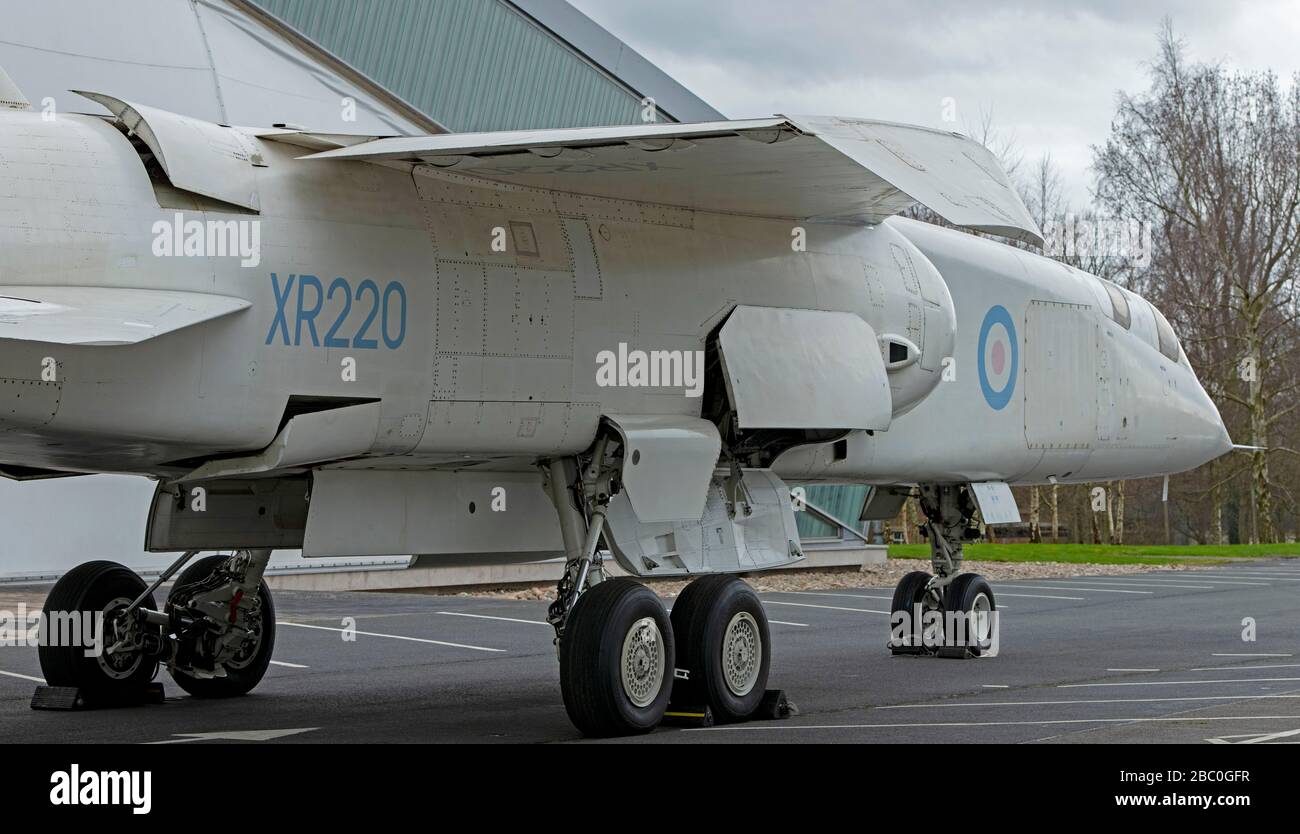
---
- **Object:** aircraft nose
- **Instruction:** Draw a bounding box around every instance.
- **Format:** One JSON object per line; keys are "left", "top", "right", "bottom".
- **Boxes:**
{"left": 1184, "top": 382, "right": 1232, "bottom": 465}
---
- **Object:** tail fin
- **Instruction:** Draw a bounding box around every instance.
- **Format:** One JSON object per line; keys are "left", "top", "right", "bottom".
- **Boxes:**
{"left": 0, "top": 64, "right": 29, "bottom": 110}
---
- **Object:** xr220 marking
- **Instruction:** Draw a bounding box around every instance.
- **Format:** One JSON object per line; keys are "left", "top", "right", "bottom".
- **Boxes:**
{"left": 266, "top": 273, "right": 407, "bottom": 349}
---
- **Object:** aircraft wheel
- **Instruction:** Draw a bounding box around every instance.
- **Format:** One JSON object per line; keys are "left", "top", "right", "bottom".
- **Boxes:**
{"left": 38, "top": 561, "right": 158, "bottom": 695}
{"left": 944, "top": 573, "right": 997, "bottom": 656}
{"left": 559, "top": 578, "right": 674, "bottom": 737}
{"left": 670, "top": 574, "right": 771, "bottom": 723}
{"left": 167, "top": 555, "right": 276, "bottom": 698}
{"left": 889, "top": 570, "right": 936, "bottom": 648}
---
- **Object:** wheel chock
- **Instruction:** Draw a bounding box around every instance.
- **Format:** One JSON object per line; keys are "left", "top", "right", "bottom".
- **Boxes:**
{"left": 662, "top": 704, "right": 714, "bottom": 727}
{"left": 30, "top": 683, "right": 166, "bottom": 711}
{"left": 755, "top": 688, "right": 795, "bottom": 720}
{"left": 663, "top": 689, "right": 795, "bottom": 728}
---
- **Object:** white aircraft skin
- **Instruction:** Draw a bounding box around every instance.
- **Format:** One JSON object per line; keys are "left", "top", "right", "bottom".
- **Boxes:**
{"left": 0, "top": 88, "right": 1234, "bottom": 736}
{"left": 0, "top": 107, "right": 1228, "bottom": 485}
{"left": 777, "top": 217, "right": 1233, "bottom": 486}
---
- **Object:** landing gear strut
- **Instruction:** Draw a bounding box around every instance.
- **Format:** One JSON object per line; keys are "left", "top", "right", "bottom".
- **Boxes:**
{"left": 542, "top": 439, "right": 776, "bottom": 735}
{"left": 544, "top": 438, "right": 678, "bottom": 735}
{"left": 889, "top": 484, "right": 997, "bottom": 657}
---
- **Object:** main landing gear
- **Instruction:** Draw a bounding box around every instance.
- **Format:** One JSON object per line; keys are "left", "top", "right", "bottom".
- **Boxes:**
{"left": 37, "top": 549, "right": 277, "bottom": 705}
{"left": 889, "top": 484, "right": 998, "bottom": 657}
{"left": 542, "top": 443, "right": 775, "bottom": 737}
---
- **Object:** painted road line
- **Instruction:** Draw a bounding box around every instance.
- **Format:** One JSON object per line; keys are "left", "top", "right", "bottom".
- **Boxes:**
{"left": 690, "top": 715, "right": 1300, "bottom": 732}
{"left": 1212, "top": 652, "right": 1293, "bottom": 658}
{"left": 437, "top": 611, "right": 549, "bottom": 627}
{"left": 769, "top": 620, "right": 810, "bottom": 627}
{"left": 763, "top": 600, "right": 890, "bottom": 615}
{"left": 269, "top": 660, "right": 309, "bottom": 669}
{"left": 1090, "top": 577, "right": 1269, "bottom": 587}
{"left": 1190, "top": 664, "right": 1300, "bottom": 671}
{"left": 1190, "top": 571, "right": 1300, "bottom": 576}
{"left": 0, "top": 669, "right": 45, "bottom": 684}
{"left": 1060, "top": 677, "right": 1300, "bottom": 688}
{"left": 771, "top": 591, "right": 894, "bottom": 602}
{"left": 1107, "top": 668, "right": 1160, "bottom": 672}
{"left": 1234, "top": 728, "right": 1300, "bottom": 744}
{"left": 877, "top": 694, "right": 1300, "bottom": 709}
{"left": 982, "top": 684, "right": 1009, "bottom": 689}
{"left": 1046, "top": 579, "right": 1218, "bottom": 590}
{"left": 992, "top": 592, "right": 1081, "bottom": 601}
{"left": 769, "top": 589, "right": 1013, "bottom": 607}
{"left": 990, "top": 584, "right": 1152, "bottom": 595}
{"left": 280, "top": 621, "right": 505, "bottom": 653}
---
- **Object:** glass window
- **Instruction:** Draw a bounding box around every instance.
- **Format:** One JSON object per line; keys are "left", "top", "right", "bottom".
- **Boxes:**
{"left": 1150, "top": 303, "right": 1181, "bottom": 363}
{"left": 1101, "top": 280, "right": 1131, "bottom": 329}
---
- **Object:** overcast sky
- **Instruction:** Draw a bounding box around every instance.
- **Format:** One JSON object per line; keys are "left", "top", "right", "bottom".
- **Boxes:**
{"left": 568, "top": 0, "right": 1300, "bottom": 207}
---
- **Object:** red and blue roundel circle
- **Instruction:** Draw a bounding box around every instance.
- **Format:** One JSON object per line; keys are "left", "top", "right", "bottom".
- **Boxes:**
{"left": 977, "top": 305, "right": 1017, "bottom": 410}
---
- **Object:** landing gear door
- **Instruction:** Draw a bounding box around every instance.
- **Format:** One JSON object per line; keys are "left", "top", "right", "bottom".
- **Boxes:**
{"left": 603, "top": 414, "right": 721, "bottom": 523}
{"left": 717, "top": 305, "right": 893, "bottom": 430}
{"left": 603, "top": 468, "right": 804, "bottom": 578}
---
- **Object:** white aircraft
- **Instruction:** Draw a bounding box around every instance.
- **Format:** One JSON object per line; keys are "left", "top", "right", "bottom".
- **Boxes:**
{"left": 0, "top": 66, "right": 1229, "bottom": 735}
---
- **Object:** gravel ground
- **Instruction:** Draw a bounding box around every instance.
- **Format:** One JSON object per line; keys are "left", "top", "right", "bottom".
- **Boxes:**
{"left": 427, "top": 558, "right": 1209, "bottom": 601}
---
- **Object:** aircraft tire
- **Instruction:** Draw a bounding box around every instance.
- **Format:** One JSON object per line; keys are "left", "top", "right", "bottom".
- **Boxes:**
{"left": 39, "top": 561, "right": 159, "bottom": 694}
{"left": 944, "top": 573, "right": 997, "bottom": 656}
{"left": 167, "top": 555, "right": 276, "bottom": 698}
{"left": 559, "top": 578, "right": 674, "bottom": 737}
{"left": 890, "top": 570, "right": 934, "bottom": 648}
{"left": 670, "top": 574, "right": 770, "bottom": 723}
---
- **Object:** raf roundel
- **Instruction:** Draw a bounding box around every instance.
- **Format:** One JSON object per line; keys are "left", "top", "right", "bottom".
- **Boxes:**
{"left": 977, "top": 305, "right": 1017, "bottom": 410}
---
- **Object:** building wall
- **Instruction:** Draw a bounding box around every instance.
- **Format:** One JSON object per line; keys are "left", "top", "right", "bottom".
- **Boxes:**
{"left": 250, "top": 0, "right": 678, "bottom": 131}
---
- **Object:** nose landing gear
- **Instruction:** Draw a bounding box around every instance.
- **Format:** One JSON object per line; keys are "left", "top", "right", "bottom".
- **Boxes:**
{"left": 888, "top": 484, "right": 998, "bottom": 658}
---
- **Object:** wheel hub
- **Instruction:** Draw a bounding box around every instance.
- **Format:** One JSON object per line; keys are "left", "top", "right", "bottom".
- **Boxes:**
{"left": 722, "top": 611, "right": 762, "bottom": 697}
{"left": 969, "top": 591, "right": 993, "bottom": 643}
{"left": 95, "top": 596, "right": 144, "bottom": 680}
{"left": 620, "top": 616, "right": 664, "bottom": 707}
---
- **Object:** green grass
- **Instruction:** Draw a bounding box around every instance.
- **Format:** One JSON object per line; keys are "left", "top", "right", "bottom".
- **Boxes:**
{"left": 886, "top": 542, "right": 1300, "bottom": 565}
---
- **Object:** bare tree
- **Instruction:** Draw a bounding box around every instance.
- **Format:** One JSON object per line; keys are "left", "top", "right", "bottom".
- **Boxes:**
{"left": 1093, "top": 22, "right": 1300, "bottom": 543}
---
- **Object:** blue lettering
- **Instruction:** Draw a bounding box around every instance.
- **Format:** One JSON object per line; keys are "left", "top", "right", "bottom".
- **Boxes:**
{"left": 295, "top": 274, "right": 323, "bottom": 347}
{"left": 266, "top": 272, "right": 294, "bottom": 345}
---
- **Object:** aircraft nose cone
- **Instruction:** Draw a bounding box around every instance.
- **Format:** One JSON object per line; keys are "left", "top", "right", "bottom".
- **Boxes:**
{"left": 1186, "top": 384, "right": 1233, "bottom": 465}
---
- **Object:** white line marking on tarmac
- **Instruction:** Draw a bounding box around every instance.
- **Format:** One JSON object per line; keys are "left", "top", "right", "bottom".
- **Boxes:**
{"left": 437, "top": 611, "right": 549, "bottom": 627}
{"left": 769, "top": 620, "right": 809, "bottom": 627}
{"left": 280, "top": 621, "right": 505, "bottom": 653}
{"left": 982, "top": 684, "right": 1009, "bottom": 688}
{"left": 689, "top": 715, "right": 1300, "bottom": 732}
{"left": 763, "top": 600, "right": 890, "bottom": 615}
{"left": 0, "top": 669, "right": 45, "bottom": 684}
{"left": 1190, "top": 571, "right": 1300, "bottom": 576}
{"left": 770, "top": 591, "right": 894, "bottom": 602}
{"left": 877, "top": 694, "right": 1300, "bottom": 709}
{"left": 268, "top": 660, "right": 309, "bottom": 669}
{"left": 1094, "top": 577, "right": 1269, "bottom": 586}
{"left": 1212, "top": 652, "right": 1293, "bottom": 657}
{"left": 991, "top": 583, "right": 1152, "bottom": 594}
{"left": 1046, "top": 579, "right": 1218, "bottom": 589}
{"left": 1108, "top": 668, "right": 1160, "bottom": 672}
{"left": 1191, "top": 664, "right": 1300, "bottom": 671}
{"left": 147, "top": 728, "right": 319, "bottom": 744}
{"left": 993, "top": 592, "right": 1081, "bottom": 601}
{"left": 1233, "top": 728, "right": 1300, "bottom": 744}
{"left": 1060, "top": 677, "right": 1300, "bottom": 688}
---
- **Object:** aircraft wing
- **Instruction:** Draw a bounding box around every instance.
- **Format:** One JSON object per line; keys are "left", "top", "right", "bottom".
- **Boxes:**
{"left": 0, "top": 287, "right": 250, "bottom": 346}
{"left": 297, "top": 115, "right": 1043, "bottom": 245}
